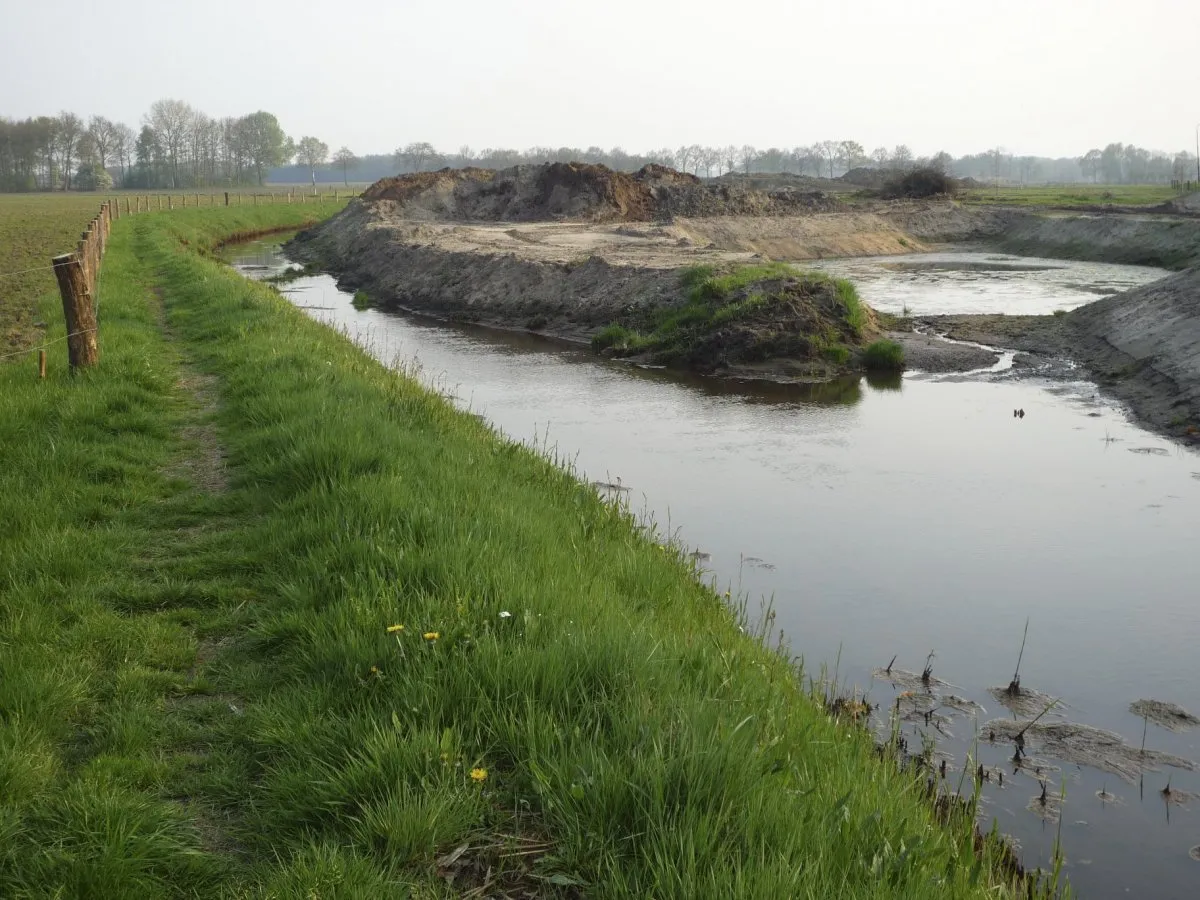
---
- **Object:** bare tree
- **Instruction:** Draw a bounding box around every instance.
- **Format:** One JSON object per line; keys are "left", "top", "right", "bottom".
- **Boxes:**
{"left": 333, "top": 146, "right": 358, "bottom": 186}
{"left": 870, "top": 147, "right": 889, "bottom": 168}
{"left": 837, "top": 140, "right": 865, "bottom": 174}
{"left": 739, "top": 145, "right": 757, "bottom": 174}
{"left": 891, "top": 144, "right": 914, "bottom": 170}
{"left": 111, "top": 123, "right": 134, "bottom": 184}
{"left": 86, "top": 116, "right": 116, "bottom": 170}
{"left": 147, "top": 98, "right": 194, "bottom": 187}
{"left": 817, "top": 140, "right": 839, "bottom": 178}
{"left": 55, "top": 112, "right": 83, "bottom": 190}
{"left": 296, "top": 136, "right": 329, "bottom": 189}
{"left": 395, "top": 141, "right": 439, "bottom": 173}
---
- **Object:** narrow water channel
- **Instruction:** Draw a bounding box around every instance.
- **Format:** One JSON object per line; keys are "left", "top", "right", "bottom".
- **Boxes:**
{"left": 227, "top": 239, "right": 1200, "bottom": 899}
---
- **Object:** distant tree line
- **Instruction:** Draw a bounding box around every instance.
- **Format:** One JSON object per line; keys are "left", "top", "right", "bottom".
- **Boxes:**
{"left": 0, "top": 100, "right": 321, "bottom": 191}
{"left": 271, "top": 141, "right": 1199, "bottom": 188}
{"left": 3, "top": 104, "right": 1197, "bottom": 190}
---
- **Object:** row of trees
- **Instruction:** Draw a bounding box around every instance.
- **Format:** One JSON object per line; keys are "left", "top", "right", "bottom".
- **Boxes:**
{"left": 0, "top": 100, "right": 345, "bottom": 191}
{"left": 335, "top": 142, "right": 1195, "bottom": 186}
{"left": 3, "top": 103, "right": 1197, "bottom": 189}
{"left": 954, "top": 145, "right": 1197, "bottom": 185}
{"left": 383, "top": 141, "right": 923, "bottom": 179}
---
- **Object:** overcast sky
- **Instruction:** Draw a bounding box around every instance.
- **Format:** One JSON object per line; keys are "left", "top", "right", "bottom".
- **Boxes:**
{"left": 2, "top": 0, "right": 1196, "bottom": 159}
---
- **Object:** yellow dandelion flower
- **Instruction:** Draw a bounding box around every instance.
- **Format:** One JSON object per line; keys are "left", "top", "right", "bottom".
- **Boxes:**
{"left": 368, "top": 665, "right": 381, "bottom": 676}
{"left": 386, "top": 624, "right": 405, "bottom": 634}
{"left": 470, "top": 767, "right": 488, "bottom": 783}
{"left": 423, "top": 631, "right": 440, "bottom": 641}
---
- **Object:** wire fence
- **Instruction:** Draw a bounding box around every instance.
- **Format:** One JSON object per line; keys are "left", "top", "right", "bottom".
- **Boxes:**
{"left": 4, "top": 188, "right": 354, "bottom": 372}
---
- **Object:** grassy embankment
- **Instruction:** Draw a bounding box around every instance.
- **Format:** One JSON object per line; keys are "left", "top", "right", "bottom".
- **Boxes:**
{"left": 1, "top": 203, "right": 1032, "bottom": 897}
{"left": 961, "top": 184, "right": 1178, "bottom": 207}
{"left": 593, "top": 262, "right": 906, "bottom": 372}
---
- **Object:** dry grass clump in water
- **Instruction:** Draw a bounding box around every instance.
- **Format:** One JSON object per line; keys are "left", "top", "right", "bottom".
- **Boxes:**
{"left": 1026, "top": 782, "right": 1065, "bottom": 824}
{"left": 1129, "top": 699, "right": 1200, "bottom": 733}
{"left": 987, "top": 684, "right": 1061, "bottom": 720}
{"left": 985, "top": 718, "right": 1195, "bottom": 784}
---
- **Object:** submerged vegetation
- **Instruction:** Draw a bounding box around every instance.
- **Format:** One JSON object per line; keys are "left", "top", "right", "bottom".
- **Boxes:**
{"left": 0, "top": 201, "right": 1034, "bottom": 896}
{"left": 593, "top": 262, "right": 872, "bottom": 372}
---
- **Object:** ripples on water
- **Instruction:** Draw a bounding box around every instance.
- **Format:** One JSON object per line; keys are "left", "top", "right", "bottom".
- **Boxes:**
{"left": 229, "top": 240, "right": 1199, "bottom": 899}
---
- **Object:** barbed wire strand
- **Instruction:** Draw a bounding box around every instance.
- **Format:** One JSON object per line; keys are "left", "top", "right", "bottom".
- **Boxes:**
{"left": 0, "top": 264, "right": 59, "bottom": 280}
{"left": 0, "top": 327, "right": 98, "bottom": 363}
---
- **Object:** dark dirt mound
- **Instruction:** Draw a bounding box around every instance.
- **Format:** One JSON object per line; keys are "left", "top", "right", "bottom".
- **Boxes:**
{"left": 632, "top": 164, "right": 700, "bottom": 188}
{"left": 361, "top": 163, "right": 658, "bottom": 223}
{"left": 666, "top": 281, "right": 865, "bottom": 372}
{"left": 356, "top": 162, "right": 840, "bottom": 224}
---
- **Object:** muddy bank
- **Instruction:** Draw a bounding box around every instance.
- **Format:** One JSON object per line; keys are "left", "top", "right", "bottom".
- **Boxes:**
{"left": 919, "top": 269, "right": 1200, "bottom": 438}
{"left": 992, "top": 212, "right": 1200, "bottom": 270}
{"left": 291, "top": 197, "right": 1001, "bottom": 377}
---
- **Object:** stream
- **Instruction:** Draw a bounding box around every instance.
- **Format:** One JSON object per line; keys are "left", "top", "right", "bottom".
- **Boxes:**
{"left": 226, "top": 240, "right": 1200, "bottom": 899}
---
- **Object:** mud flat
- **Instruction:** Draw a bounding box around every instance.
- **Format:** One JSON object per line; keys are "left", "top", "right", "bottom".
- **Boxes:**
{"left": 921, "top": 267, "right": 1200, "bottom": 438}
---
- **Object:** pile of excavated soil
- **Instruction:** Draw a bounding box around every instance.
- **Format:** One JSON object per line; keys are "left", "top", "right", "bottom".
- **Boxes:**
{"left": 357, "top": 162, "right": 848, "bottom": 225}
{"left": 361, "top": 163, "right": 659, "bottom": 223}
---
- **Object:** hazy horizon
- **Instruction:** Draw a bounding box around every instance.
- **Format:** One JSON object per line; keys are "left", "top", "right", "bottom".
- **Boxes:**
{"left": 3, "top": 0, "right": 1197, "bottom": 160}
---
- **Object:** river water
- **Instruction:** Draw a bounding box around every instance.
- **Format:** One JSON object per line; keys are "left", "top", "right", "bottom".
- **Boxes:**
{"left": 227, "top": 240, "right": 1200, "bottom": 899}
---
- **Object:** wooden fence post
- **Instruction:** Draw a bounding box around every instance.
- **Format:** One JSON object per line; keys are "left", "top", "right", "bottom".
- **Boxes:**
{"left": 38, "top": 349, "right": 46, "bottom": 379}
{"left": 158, "top": 195, "right": 163, "bottom": 211}
{"left": 52, "top": 254, "right": 99, "bottom": 369}
{"left": 224, "top": 191, "right": 230, "bottom": 206}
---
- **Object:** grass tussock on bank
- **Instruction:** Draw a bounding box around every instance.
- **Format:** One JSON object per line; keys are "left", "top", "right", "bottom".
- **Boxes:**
{"left": 1, "top": 205, "right": 1033, "bottom": 897}
{"left": 593, "top": 262, "right": 872, "bottom": 371}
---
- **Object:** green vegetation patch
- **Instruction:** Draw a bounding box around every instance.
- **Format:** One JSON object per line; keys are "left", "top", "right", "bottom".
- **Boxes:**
{"left": 0, "top": 207, "right": 1030, "bottom": 897}
{"left": 862, "top": 338, "right": 906, "bottom": 371}
{"left": 595, "top": 262, "right": 869, "bottom": 370}
{"left": 962, "top": 184, "right": 1177, "bottom": 208}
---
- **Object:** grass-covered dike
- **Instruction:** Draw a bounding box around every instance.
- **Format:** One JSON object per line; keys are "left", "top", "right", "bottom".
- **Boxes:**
{"left": 0, "top": 203, "right": 1035, "bottom": 897}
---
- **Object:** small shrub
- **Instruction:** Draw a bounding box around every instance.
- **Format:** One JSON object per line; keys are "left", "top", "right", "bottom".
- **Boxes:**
{"left": 351, "top": 290, "right": 372, "bottom": 310}
{"left": 592, "top": 323, "right": 633, "bottom": 351}
{"left": 862, "top": 339, "right": 905, "bottom": 371}
{"left": 525, "top": 314, "right": 548, "bottom": 330}
{"left": 1052, "top": 308, "right": 1067, "bottom": 318}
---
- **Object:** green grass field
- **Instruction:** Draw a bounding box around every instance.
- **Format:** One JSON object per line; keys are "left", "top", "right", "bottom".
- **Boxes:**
{"left": 0, "top": 193, "right": 110, "bottom": 351}
{"left": 961, "top": 184, "right": 1179, "bottom": 207}
{"left": 0, "top": 191, "right": 355, "bottom": 353}
{"left": 0, "top": 200, "right": 1053, "bottom": 898}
